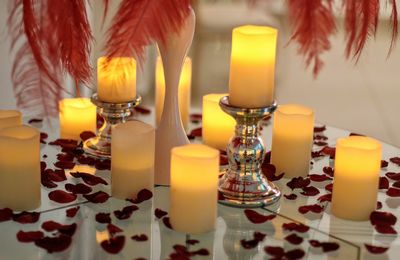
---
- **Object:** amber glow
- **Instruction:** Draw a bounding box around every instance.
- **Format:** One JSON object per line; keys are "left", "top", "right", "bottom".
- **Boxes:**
{"left": 0, "top": 110, "right": 22, "bottom": 130}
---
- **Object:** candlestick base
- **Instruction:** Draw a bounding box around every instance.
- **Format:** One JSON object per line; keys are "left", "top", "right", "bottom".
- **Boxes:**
{"left": 218, "top": 96, "right": 281, "bottom": 208}
{"left": 83, "top": 94, "right": 141, "bottom": 159}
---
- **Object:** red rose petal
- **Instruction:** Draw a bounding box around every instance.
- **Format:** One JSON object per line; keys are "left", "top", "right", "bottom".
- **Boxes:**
{"left": 311, "top": 150, "right": 323, "bottom": 159}
{"left": 0, "top": 208, "right": 13, "bottom": 222}
{"left": 190, "top": 113, "right": 202, "bottom": 123}
{"left": 127, "top": 189, "right": 153, "bottom": 204}
{"left": 282, "top": 222, "right": 310, "bottom": 233}
{"left": 284, "top": 193, "right": 297, "bottom": 200}
{"left": 264, "top": 246, "right": 284, "bottom": 257}
{"left": 41, "top": 176, "right": 58, "bottom": 189}
{"left": 314, "top": 125, "right": 326, "bottom": 132}
{"left": 100, "top": 236, "right": 125, "bottom": 254}
{"left": 386, "top": 172, "right": 400, "bottom": 181}
{"left": 114, "top": 205, "right": 138, "bottom": 220}
{"left": 298, "top": 204, "right": 324, "bottom": 214}
{"left": 191, "top": 248, "right": 210, "bottom": 256}
{"left": 155, "top": 208, "right": 168, "bottom": 219}
{"left": 79, "top": 131, "right": 96, "bottom": 141}
{"left": 314, "top": 134, "right": 328, "bottom": 140}
{"left": 83, "top": 191, "right": 110, "bottom": 203}
{"left": 386, "top": 187, "right": 400, "bottom": 197}
{"left": 96, "top": 213, "right": 111, "bottom": 224}
{"left": 318, "top": 193, "right": 332, "bottom": 203}
{"left": 349, "top": 132, "right": 365, "bottom": 137}
{"left": 49, "top": 139, "right": 78, "bottom": 149}
{"left": 65, "top": 183, "right": 93, "bottom": 194}
{"left": 389, "top": 157, "right": 400, "bottom": 166}
{"left": 254, "top": 231, "right": 266, "bottom": 242}
{"left": 325, "top": 183, "right": 333, "bottom": 192}
{"left": 131, "top": 234, "right": 148, "bottom": 241}
{"left": 49, "top": 190, "right": 77, "bottom": 203}
{"left": 40, "top": 132, "right": 48, "bottom": 144}
{"left": 322, "top": 166, "right": 334, "bottom": 177}
{"left": 285, "top": 249, "right": 305, "bottom": 259}
{"left": 70, "top": 171, "right": 108, "bottom": 186}
{"left": 35, "top": 234, "right": 72, "bottom": 253}
{"left": 42, "top": 221, "right": 77, "bottom": 237}
{"left": 381, "top": 160, "right": 389, "bottom": 168}
{"left": 134, "top": 106, "right": 151, "bottom": 115}
{"left": 77, "top": 155, "right": 96, "bottom": 165}
{"left": 45, "top": 169, "right": 67, "bottom": 182}
{"left": 244, "top": 209, "right": 276, "bottom": 224}
{"left": 186, "top": 239, "right": 199, "bottom": 245}
{"left": 28, "top": 118, "right": 43, "bottom": 124}
{"left": 379, "top": 177, "right": 389, "bottom": 189}
{"left": 261, "top": 163, "right": 284, "bottom": 182}
{"left": 375, "top": 225, "right": 397, "bottom": 234}
{"left": 309, "top": 174, "right": 331, "bottom": 182}
{"left": 285, "top": 233, "right": 303, "bottom": 245}
{"left": 377, "top": 201, "right": 383, "bottom": 210}
{"left": 54, "top": 161, "right": 76, "bottom": 170}
{"left": 66, "top": 206, "right": 80, "bottom": 218}
{"left": 240, "top": 239, "right": 259, "bottom": 249}
{"left": 189, "top": 127, "right": 202, "bottom": 137}
{"left": 95, "top": 159, "right": 111, "bottom": 171}
{"left": 13, "top": 211, "right": 40, "bottom": 224}
{"left": 163, "top": 217, "right": 172, "bottom": 229}
{"left": 309, "top": 240, "right": 340, "bottom": 252}
{"left": 321, "top": 146, "right": 336, "bottom": 158}
{"left": 17, "top": 230, "right": 44, "bottom": 243}
{"left": 287, "top": 177, "right": 310, "bottom": 190}
{"left": 314, "top": 141, "right": 328, "bottom": 146}
{"left": 57, "top": 153, "right": 74, "bottom": 162}
{"left": 219, "top": 154, "right": 228, "bottom": 166}
{"left": 301, "top": 186, "right": 320, "bottom": 196}
{"left": 365, "top": 244, "right": 389, "bottom": 254}
{"left": 107, "top": 223, "right": 123, "bottom": 235}
{"left": 370, "top": 211, "right": 397, "bottom": 226}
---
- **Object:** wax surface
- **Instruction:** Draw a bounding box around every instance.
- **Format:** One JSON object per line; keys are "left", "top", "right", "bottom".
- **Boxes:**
{"left": 0, "top": 110, "right": 22, "bottom": 130}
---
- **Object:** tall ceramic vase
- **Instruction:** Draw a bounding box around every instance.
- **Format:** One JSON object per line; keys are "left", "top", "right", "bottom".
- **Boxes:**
{"left": 154, "top": 9, "right": 196, "bottom": 185}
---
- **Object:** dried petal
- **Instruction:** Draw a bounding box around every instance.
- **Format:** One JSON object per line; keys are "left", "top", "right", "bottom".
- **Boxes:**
{"left": 387, "top": 187, "right": 400, "bottom": 197}
{"left": 261, "top": 163, "right": 284, "bottom": 181}
{"left": 46, "top": 169, "right": 67, "bottom": 182}
{"left": 285, "top": 233, "right": 303, "bottom": 245}
{"left": 155, "top": 208, "right": 168, "bottom": 219}
{"left": 322, "top": 166, "right": 334, "bottom": 177}
{"left": 386, "top": 172, "right": 400, "bottom": 181}
{"left": 284, "top": 193, "right": 297, "bottom": 200}
{"left": 127, "top": 189, "right": 153, "bottom": 204}
{"left": 96, "top": 213, "right": 111, "bottom": 224}
{"left": 95, "top": 159, "right": 111, "bottom": 171}
{"left": 374, "top": 225, "right": 397, "bottom": 234}
{"left": 83, "top": 191, "right": 109, "bottom": 203}
{"left": 100, "top": 236, "right": 125, "bottom": 254}
{"left": 318, "top": 193, "right": 332, "bottom": 203}
{"left": 107, "top": 223, "right": 123, "bottom": 235}
{"left": 49, "top": 190, "right": 77, "bottom": 203}
{"left": 0, "top": 208, "right": 13, "bottom": 222}
{"left": 325, "top": 183, "right": 333, "bottom": 192}
{"left": 309, "top": 240, "right": 340, "bottom": 252}
{"left": 13, "top": 211, "right": 40, "bottom": 224}
{"left": 314, "top": 125, "right": 326, "bottom": 132}
{"left": 17, "top": 230, "right": 44, "bottom": 243}
{"left": 394, "top": 181, "right": 400, "bottom": 189}
{"left": 389, "top": 157, "right": 400, "bottom": 166}
{"left": 377, "top": 201, "right": 383, "bottom": 210}
{"left": 298, "top": 204, "right": 324, "bottom": 214}
{"left": 285, "top": 249, "right": 305, "bottom": 259}
{"left": 287, "top": 177, "right": 310, "bottom": 190}
{"left": 244, "top": 209, "right": 276, "bottom": 224}
{"left": 42, "top": 221, "right": 77, "bottom": 237}
{"left": 54, "top": 161, "right": 76, "bottom": 170}
{"left": 79, "top": 131, "right": 96, "bottom": 141}
{"left": 264, "top": 246, "right": 284, "bottom": 257}
{"left": 66, "top": 206, "right": 80, "bottom": 218}
{"left": 370, "top": 211, "right": 397, "bottom": 226}
{"left": 35, "top": 234, "right": 72, "bottom": 253}
{"left": 163, "top": 217, "right": 172, "bottom": 229}
{"left": 65, "top": 183, "right": 92, "bottom": 194}
{"left": 379, "top": 177, "right": 389, "bottom": 190}
{"left": 131, "top": 234, "right": 148, "bottom": 241}
{"left": 301, "top": 186, "right": 320, "bottom": 196}
{"left": 70, "top": 171, "right": 108, "bottom": 186}
{"left": 381, "top": 160, "right": 389, "bottom": 168}
{"left": 114, "top": 205, "right": 138, "bottom": 220}
{"left": 321, "top": 146, "right": 336, "bottom": 158}
{"left": 309, "top": 174, "right": 331, "bottom": 182}
{"left": 282, "top": 222, "right": 310, "bottom": 233}
{"left": 189, "top": 127, "right": 202, "bottom": 137}
{"left": 365, "top": 244, "right": 389, "bottom": 254}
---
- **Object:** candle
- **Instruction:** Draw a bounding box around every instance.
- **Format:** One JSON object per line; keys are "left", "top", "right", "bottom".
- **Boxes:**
{"left": 0, "top": 110, "right": 22, "bottom": 130}
{"left": 0, "top": 125, "right": 40, "bottom": 210}
{"left": 112, "top": 121, "right": 155, "bottom": 200}
{"left": 229, "top": 25, "right": 277, "bottom": 108}
{"left": 170, "top": 144, "right": 219, "bottom": 234}
{"left": 332, "top": 136, "right": 381, "bottom": 220}
{"left": 155, "top": 57, "right": 192, "bottom": 130}
{"left": 271, "top": 104, "right": 314, "bottom": 178}
{"left": 202, "top": 93, "right": 236, "bottom": 151}
{"left": 59, "top": 98, "right": 97, "bottom": 140}
{"left": 97, "top": 57, "right": 137, "bottom": 103}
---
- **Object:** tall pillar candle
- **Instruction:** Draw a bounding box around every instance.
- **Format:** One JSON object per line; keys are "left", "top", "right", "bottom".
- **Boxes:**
{"left": 0, "top": 125, "right": 40, "bottom": 210}
{"left": 202, "top": 93, "right": 236, "bottom": 151}
{"left": 0, "top": 110, "right": 22, "bottom": 130}
{"left": 112, "top": 121, "right": 155, "bottom": 200}
{"left": 332, "top": 136, "right": 381, "bottom": 220}
{"left": 97, "top": 57, "right": 137, "bottom": 103}
{"left": 170, "top": 144, "right": 219, "bottom": 234}
{"left": 229, "top": 25, "right": 277, "bottom": 108}
{"left": 59, "top": 98, "right": 97, "bottom": 140}
{"left": 271, "top": 104, "right": 314, "bottom": 178}
{"left": 155, "top": 56, "right": 192, "bottom": 130}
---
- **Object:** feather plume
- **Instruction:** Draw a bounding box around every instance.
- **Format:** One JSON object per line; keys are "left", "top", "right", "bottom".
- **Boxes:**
{"left": 287, "top": 0, "right": 336, "bottom": 77}
{"left": 389, "top": 0, "right": 398, "bottom": 54}
{"left": 104, "top": 0, "right": 191, "bottom": 64}
{"left": 102, "top": 0, "right": 110, "bottom": 27}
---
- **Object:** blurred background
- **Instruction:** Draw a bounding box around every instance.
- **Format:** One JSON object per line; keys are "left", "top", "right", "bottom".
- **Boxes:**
{"left": 0, "top": 0, "right": 399, "bottom": 147}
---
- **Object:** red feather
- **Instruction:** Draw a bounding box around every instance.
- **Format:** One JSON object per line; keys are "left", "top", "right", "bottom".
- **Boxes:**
{"left": 102, "top": 0, "right": 110, "bottom": 27}
{"left": 389, "top": 0, "right": 398, "bottom": 54}
{"left": 104, "top": 0, "right": 191, "bottom": 64}
{"left": 287, "top": 0, "right": 336, "bottom": 77}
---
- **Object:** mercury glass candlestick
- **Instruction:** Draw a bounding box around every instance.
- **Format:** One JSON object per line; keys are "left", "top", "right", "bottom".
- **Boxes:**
{"left": 83, "top": 93, "right": 141, "bottom": 158}
{"left": 218, "top": 96, "right": 280, "bottom": 207}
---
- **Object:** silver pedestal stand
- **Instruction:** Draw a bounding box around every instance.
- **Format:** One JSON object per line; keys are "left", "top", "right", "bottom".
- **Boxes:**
{"left": 218, "top": 96, "right": 281, "bottom": 208}
{"left": 83, "top": 93, "right": 142, "bottom": 158}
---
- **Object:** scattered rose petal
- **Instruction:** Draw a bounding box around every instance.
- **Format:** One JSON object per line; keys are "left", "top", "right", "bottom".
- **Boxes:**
{"left": 314, "top": 125, "right": 326, "bottom": 132}
{"left": 377, "top": 201, "right": 383, "bottom": 210}
{"left": 285, "top": 249, "right": 305, "bottom": 259}
{"left": 379, "top": 177, "right": 389, "bottom": 190}
{"left": 13, "top": 211, "right": 40, "bottom": 224}
{"left": 287, "top": 177, "right": 310, "bottom": 190}
{"left": 17, "top": 230, "right": 44, "bottom": 243}
{"left": 301, "top": 186, "right": 320, "bottom": 196}
{"left": 114, "top": 205, "right": 138, "bottom": 220}
{"left": 80, "top": 131, "right": 96, "bottom": 141}
{"left": 393, "top": 181, "right": 400, "bottom": 189}
{"left": 381, "top": 160, "right": 389, "bottom": 168}
{"left": 314, "top": 134, "right": 328, "bottom": 140}
{"left": 374, "top": 225, "right": 397, "bottom": 234}
{"left": 96, "top": 213, "right": 111, "bottom": 224}
{"left": 49, "top": 190, "right": 77, "bottom": 203}
{"left": 70, "top": 171, "right": 108, "bottom": 186}
{"left": 28, "top": 118, "right": 43, "bottom": 124}
{"left": 107, "top": 223, "right": 123, "bottom": 235}
{"left": 386, "top": 172, "right": 400, "bottom": 181}
{"left": 191, "top": 248, "right": 210, "bottom": 256}
{"left": 189, "top": 127, "right": 202, "bottom": 138}
{"left": 95, "top": 159, "right": 111, "bottom": 171}
{"left": 311, "top": 150, "right": 323, "bottom": 159}
{"left": 240, "top": 239, "right": 259, "bottom": 249}
{"left": 49, "top": 139, "right": 78, "bottom": 149}
{"left": 318, "top": 193, "right": 332, "bottom": 203}
{"left": 0, "top": 208, "right": 13, "bottom": 222}
{"left": 244, "top": 209, "right": 276, "bottom": 224}
{"left": 349, "top": 132, "right": 365, "bottom": 137}
{"left": 370, "top": 211, "right": 397, "bottom": 226}
{"left": 134, "top": 106, "right": 151, "bottom": 115}
{"left": 101, "top": 236, "right": 125, "bottom": 254}
{"left": 321, "top": 146, "right": 336, "bottom": 158}
{"left": 190, "top": 113, "right": 202, "bottom": 123}
{"left": 40, "top": 132, "right": 48, "bottom": 144}
{"left": 325, "top": 183, "right": 333, "bottom": 192}
{"left": 323, "top": 166, "right": 334, "bottom": 177}
{"left": 77, "top": 155, "right": 96, "bottom": 165}
{"left": 390, "top": 157, "right": 400, "bottom": 166}
{"left": 35, "top": 234, "right": 72, "bottom": 253}
{"left": 66, "top": 206, "right": 80, "bottom": 218}
{"left": 186, "top": 239, "right": 199, "bottom": 245}
{"left": 41, "top": 177, "right": 57, "bottom": 189}
{"left": 42, "top": 221, "right": 77, "bottom": 237}
{"left": 54, "top": 161, "right": 75, "bottom": 170}
{"left": 163, "top": 217, "right": 172, "bottom": 229}
{"left": 254, "top": 231, "right": 266, "bottom": 241}
{"left": 309, "top": 240, "right": 340, "bottom": 252}
{"left": 387, "top": 187, "right": 400, "bottom": 197}
{"left": 285, "top": 233, "right": 303, "bottom": 245}
{"left": 127, "top": 189, "right": 153, "bottom": 204}
{"left": 365, "top": 244, "right": 389, "bottom": 254}
{"left": 282, "top": 222, "right": 310, "bottom": 233}
{"left": 65, "top": 183, "right": 93, "bottom": 194}
{"left": 314, "top": 141, "right": 328, "bottom": 146}
{"left": 309, "top": 174, "right": 331, "bottom": 182}
{"left": 131, "top": 234, "right": 148, "bottom": 242}
{"left": 45, "top": 169, "right": 67, "bottom": 182}
{"left": 261, "top": 163, "right": 284, "bottom": 181}
{"left": 57, "top": 153, "right": 74, "bottom": 162}
{"left": 219, "top": 154, "right": 228, "bottom": 166}
{"left": 298, "top": 204, "right": 324, "bottom": 214}
{"left": 264, "top": 246, "right": 284, "bottom": 257}
{"left": 155, "top": 208, "right": 168, "bottom": 219}
{"left": 83, "top": 191, "right": 109, "bottom": 204}
{"left": 284, "top": 193, "right": 297, "bottom": 200}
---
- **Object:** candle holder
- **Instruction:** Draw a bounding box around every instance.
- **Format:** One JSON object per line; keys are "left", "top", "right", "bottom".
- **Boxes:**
{"left": 218, "top": 96, "right": 281, "bottom": 207}
{"left": 83, "top": 93, "right": 142, "bottom": 159}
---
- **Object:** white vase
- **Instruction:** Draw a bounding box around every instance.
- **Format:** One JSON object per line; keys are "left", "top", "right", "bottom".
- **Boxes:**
{"left": 154, "top": 9, "right": 196, "bottom": 185}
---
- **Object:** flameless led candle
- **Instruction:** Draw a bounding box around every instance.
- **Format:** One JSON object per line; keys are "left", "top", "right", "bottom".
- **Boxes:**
{"left": 0, "top": 125, "right": 40, "bottom": 210}
{"left": 59, "top": 98, "right": 96, "bottom": 140}
{"left": 271, "top": 104, "right": 314, "bottom": 178}
{"left": 202, "top": 93, "right": 236, "bottom": 151}
{"left": 229, "top": 25, "right": 277, "bottom": 108}
{"left": 112, "top": 121, "right": 155, "bottom": 200}
{"left": 97, "top": 57, "right": 137, "bottom": 103}
{"left": 0, "top": 110, "right": 22, "bottom": 130}
{"left": 155, "top": 57, "right": 192, "bottom": 130}
{"left": 170, "top": 144, "right": 219, "bottom": 234}
{"left": 332, "top": 136, "right": 381, "bottom": 221}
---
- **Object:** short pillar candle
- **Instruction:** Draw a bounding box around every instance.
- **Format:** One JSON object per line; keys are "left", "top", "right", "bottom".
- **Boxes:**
{"left": 112, "top": 121, "right": 155, "bottom": 200}
{"left": 332, "top": 136, "right": 381, "bottom": 221}
{"left": 202, "top": 93, "right": 236, "bottom": 151}
{"left": 271, "top": 104, "right": 314, "bottom": 178}
{"left": 97, "top": 57, "right": 137, "bottom": 103}
{"left": 170, "top": 144, "right": 219, "bottom": 234}
{"left": 59, "top": 98, "right": 97, "bottom": 140}
{"left": 0, "top": 125, "right": 40, "bottom": 210}
{"left": 0, "top": 110, "right": 22, "bottom": 130}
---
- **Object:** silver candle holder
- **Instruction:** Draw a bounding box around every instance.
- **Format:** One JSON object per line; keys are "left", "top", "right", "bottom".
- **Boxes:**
{"left": 218, "top": 96, "right": 281, "bottom": 207}
{"left": 83, "top": 93, "right": 142, "bottom": 158}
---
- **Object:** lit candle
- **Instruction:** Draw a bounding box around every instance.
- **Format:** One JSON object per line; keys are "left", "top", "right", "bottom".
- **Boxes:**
{"left": 271, "top": 104, "right": 314, "bottom": 178}
{"left": 97, "top": 57, "right": 137, "bottom": 103}
{"left": 332, "top": 136, "right": 381, "bottom": 221}
{"left": 170, "top": 144, "right": 219, "bottom": 234}
{"left": 0, "top": 125, "right": 40, "bottom": 210}
{"left": 112, "top": 121, "right": 155, "bottom": 200}
{"left": 155, "top": 57, "right": 192, "bottom": 130}
{"left": 202, "top": 93, "right": 236, "bottom": 151}
{"left": 0, "top": 110, "right": 22, "bottom": 130}
{"left": 59, "top": 98, "right": 97, "bottom": 140}
{"left": 229, "top": 25, "right": 277, "bottom": 108}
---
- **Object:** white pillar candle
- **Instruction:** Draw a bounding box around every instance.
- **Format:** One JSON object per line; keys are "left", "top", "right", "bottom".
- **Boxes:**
{"left": 59, "top": 98, "right": 97, "bottom": 140}
{"left": 97, "top": 57, "right": 137, "bottom": 103}
{"left": 0, "top": 125, "right": 40, "bottom": 210}
{"left": 229, "top": 25, "right": 278, "bottom": 108}
{"left": 332, "top": 136, "right": 381, "bottom": 221}
{"left": 202, "top": 93, "right": 236, "bottom": 151}
{"left": 112, "top": 121, "right": 155, "bottom": 200}
{"left": 0, "top": 110, "right": 22, "bottom": 130}
{"left": 271, "top": 104, "right": 314, "bottom": 178}
{"left": 155, "top": 57, "right": 192, "bottom": 130}
{"left": 170, "top": 144, "right": 219, "bottom": 234}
